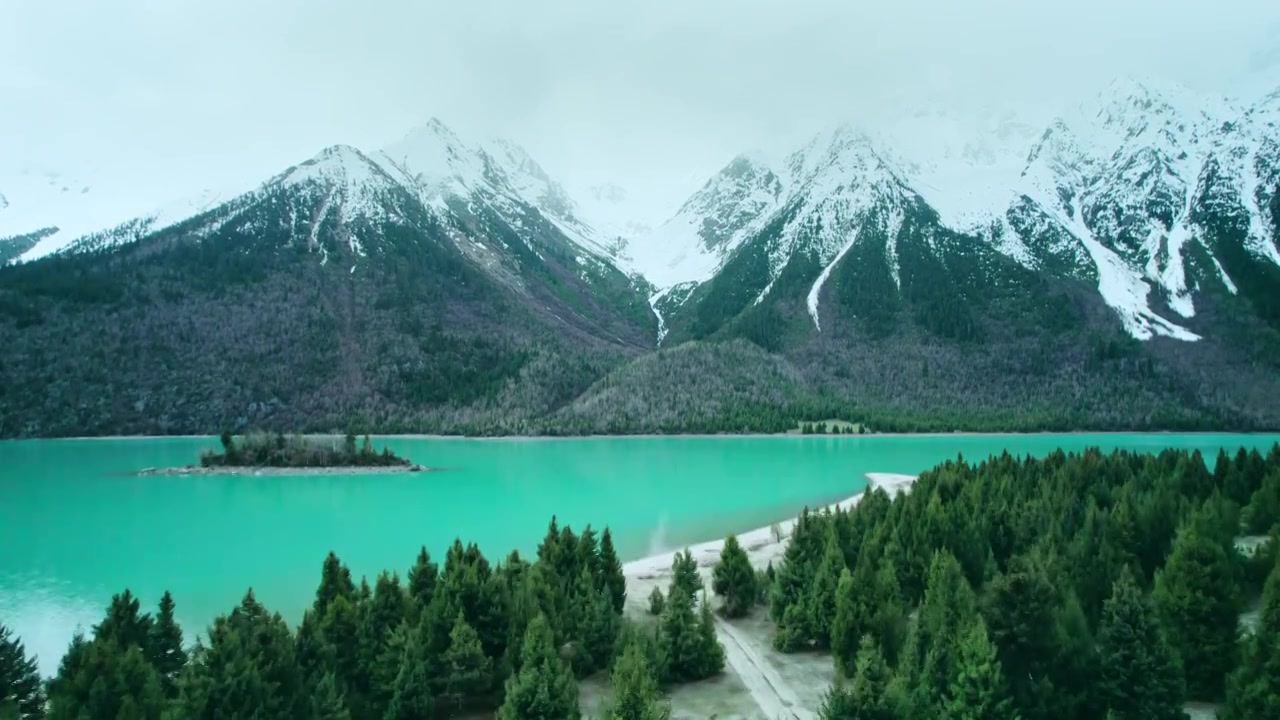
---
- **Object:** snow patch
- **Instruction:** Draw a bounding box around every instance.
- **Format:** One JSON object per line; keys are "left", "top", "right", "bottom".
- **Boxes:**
{"left": 807, "top": 229, "right": 859, "bottom": 331}
{"left": 648, "top": 287, "right": 670, "bottom": 346}
{"left": 1210, "top": 256, "right": 1239, "bottom": 293}
{"left": 1066, "top": 200, "right": 1199, "bottom": 341}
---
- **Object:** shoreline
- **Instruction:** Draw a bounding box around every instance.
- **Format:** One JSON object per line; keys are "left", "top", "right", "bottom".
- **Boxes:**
{"left": 135, "top": 464, "right": 432, "bottom": 477}
{"left": 30, "top": 430, "right": 1280, "bottom": 443}
{"left": 622, "top": 472, "right": 918, "bottom": 580}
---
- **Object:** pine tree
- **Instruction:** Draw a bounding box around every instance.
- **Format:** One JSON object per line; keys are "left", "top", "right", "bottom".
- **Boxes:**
{"left": 1152, "top": 518, "right": 1240, "bottom": 701}
{"left": 903, "top": 550, "right": 978, "bottom": 715}
{"left": 712, "top": 534, "right": 757, "bottom": 618}
{"left": 658, "top": 580, "right": 723, "bottom": 684}
{"left": 1097, "top": 570, "right": 1185, "bottom": 720}
{"left": 579, "top": 578, "right": 621, "bottom": 675}
{"left": 321, "top": 594, "right": 363, "bottom": 703}
{"left": 313, "top": 672, "right": 353, "bottom": 720}
{"left": 600, "top": 528, "right": 628, "bottom": 614}
{"left": 831, "top": 569, "right": 861, "bottom": 677}
{"left": 578, "top": 526, "right": 602, "bottom": 586}
{"left": 48, "top": 642, "right": 164, "bottom": 720}
{"left": 768, "top": 504, "right": 819, "bottom": 622}
{"left": 1244, "top": 470, "right": 1280, "bottom": 534}
{"left": 316, "top": 551, "right": 357, "bottom": 615}
{"left": 360, "top": 572, "right": 409, "bottom": 716}
{"left": 670, "top": 550, "right": 702, "bottom": 601}
{"left": 295, "top": 608, "right": 334, "bottom": 688}
{"left": 93, "top": 589, "right": 154, "bottom": 652}
{"left": 384, "top": 623, "right": 435, "bottom": 720}
{"left": 1051, "top": 591, "right": 1101, "bottom": 720}
{"left": 602, "top": 639, "right": 671, "bottom": 720}
{"left": 866, "top": 558, "right": 907, "bottom": 668}
{"left": 806, "top": 529, "right": 846, "bottom": 649}
{"left": 1220, "top": 554, "right": 1280, "bottom": 720}
{"left": 981, "top": 553, "right": 1059, "bottom": 720}
{"left": 658, "top": 582, "right": 700, "bottom": 682}
{"left": 820, "top": 635, "right": 900, "bottom": 720}
{"left": 173, "top": 589, "right": 307, "bottom": 719}
{"left": 648, "top": 587, "right": 665, "bottom": 616}
{"left": 408, "top": 546, "right": 439, "bottom": 612}
{"left": 147, "top": 590, "right": 186, "bottom": 698}
{"left": 694, "top": 591, "right": 726, "bottom": 678}
{"left": 442, "top": 613, "right": 492, "bottom": 716}
{"left": 0, "top": 622, "right": 45, "bottom": 719}
{"left": 943, "top": 618, "right": 1019, "bottom": 720}
{"left": 496, "top": 615, "right": 580, "bottom": 720}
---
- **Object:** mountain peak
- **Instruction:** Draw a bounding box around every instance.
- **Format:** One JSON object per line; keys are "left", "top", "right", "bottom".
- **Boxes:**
{"left": 274, "top": 144, "right": 390, "bottom": 190}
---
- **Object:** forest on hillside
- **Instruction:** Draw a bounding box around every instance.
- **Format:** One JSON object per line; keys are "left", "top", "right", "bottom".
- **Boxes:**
{"left": 3, "top": 445, "right": 1280, "bottom": 719}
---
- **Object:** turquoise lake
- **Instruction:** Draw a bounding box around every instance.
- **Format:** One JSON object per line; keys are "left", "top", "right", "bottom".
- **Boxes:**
{"left": 2, "top": 433, "right": 1278, "bottom": 673}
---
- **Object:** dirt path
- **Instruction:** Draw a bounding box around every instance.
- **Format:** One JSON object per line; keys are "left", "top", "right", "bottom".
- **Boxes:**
{"left": 714, "top": 617, "right": 815, "bottom": 720}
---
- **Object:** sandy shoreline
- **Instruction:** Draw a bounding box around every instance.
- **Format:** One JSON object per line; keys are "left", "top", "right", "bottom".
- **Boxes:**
{"left": 612, "top": 472, "right": 917, "bottom": 720}
{"left": 135, "top": 464, "right": 432, "bottom": 477}
{"left": 622, "top": 472, "right": 917, "bottom": 582}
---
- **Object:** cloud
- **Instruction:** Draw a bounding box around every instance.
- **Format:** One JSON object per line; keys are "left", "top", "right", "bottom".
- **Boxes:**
{"left": 2, "top": 0, "right": 1277, "bottom": 223}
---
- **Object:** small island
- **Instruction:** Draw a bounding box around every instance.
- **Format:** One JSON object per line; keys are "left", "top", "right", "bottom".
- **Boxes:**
{"left": 138, "top": 431, "right": 428, "bottom": 476}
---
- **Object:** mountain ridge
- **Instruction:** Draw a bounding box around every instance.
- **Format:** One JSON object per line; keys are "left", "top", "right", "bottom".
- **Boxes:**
{"left": 2, "top": 80, "right": 1279, "bottom": 437}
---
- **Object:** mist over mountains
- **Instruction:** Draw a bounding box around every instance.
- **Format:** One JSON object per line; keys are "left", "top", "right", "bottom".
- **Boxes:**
{"left": 1, "top": 77, "right": 1278, "bottom": 437}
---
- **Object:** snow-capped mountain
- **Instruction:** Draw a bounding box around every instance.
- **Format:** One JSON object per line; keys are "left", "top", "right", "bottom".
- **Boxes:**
{"left": 632, "top": 153, "right": 785, "bottom": 289}
{"left": 651, "top": 78, "right": 1280, "bottom": 345}
{"left": 3, "top": 81, "right": 1280, "bottom": 437}
{"left": 7, "top": 119, "right": 631, "bottom": 271}
{"left": 0, "top": 122, "right": 657, "bottom": 437}
{"left": 1, "top": 169, "right": 109, "bottom": 257}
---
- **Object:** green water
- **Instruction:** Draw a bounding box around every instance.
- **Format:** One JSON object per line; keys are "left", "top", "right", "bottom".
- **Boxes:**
{"left": 2, "top": 433, "right": 1277, "bottom": 673}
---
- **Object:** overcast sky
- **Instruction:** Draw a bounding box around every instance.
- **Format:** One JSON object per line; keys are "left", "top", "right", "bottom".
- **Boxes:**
{"left": 3, "top": 0, "right": 1278, "bottom": 225}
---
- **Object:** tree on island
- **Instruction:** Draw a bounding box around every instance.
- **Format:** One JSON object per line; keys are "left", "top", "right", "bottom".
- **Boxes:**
{"left": 200, "top": 432, "right": 411, "bottom": 469}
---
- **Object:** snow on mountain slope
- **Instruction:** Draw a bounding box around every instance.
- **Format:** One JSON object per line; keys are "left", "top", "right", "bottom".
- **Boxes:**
{"left": 373, "top": 119, "right": 617, "bottom": 262}
{"left": 1228, "top": 86, "right": 1280, "bottom": 265}
{"left": 8, "top": 119, "right": 625, "bottom": 276}
{"left": 1006, "top": 78, "right": 1251, "bottom": 339}
{"left": 4, "top": 164, "right": 258, "bottom": 263}
{"left": 873, "top": 108, "right": 1041, "bottom": 233}
{"left": 773, "top": 125, "right": 912, "bottom": 306}
{"left": 1, "top": 169, "right": 137, "bottom": 260}
{"left": 57, "top": 145, "right": 407, "bottom": 263}
{"left": 655, "top": 78, "right": 1279, "bottom": 342}
{"left": 568, "top": 182, "right": 653, "bottom": 259}
{"left": 631, "top": 153, "right": 784, "bottom": 288}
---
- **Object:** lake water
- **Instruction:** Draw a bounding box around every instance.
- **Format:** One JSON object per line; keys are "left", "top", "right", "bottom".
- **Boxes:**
{"left": 2, "top": 433, "right": 1278, "bottom": 673}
